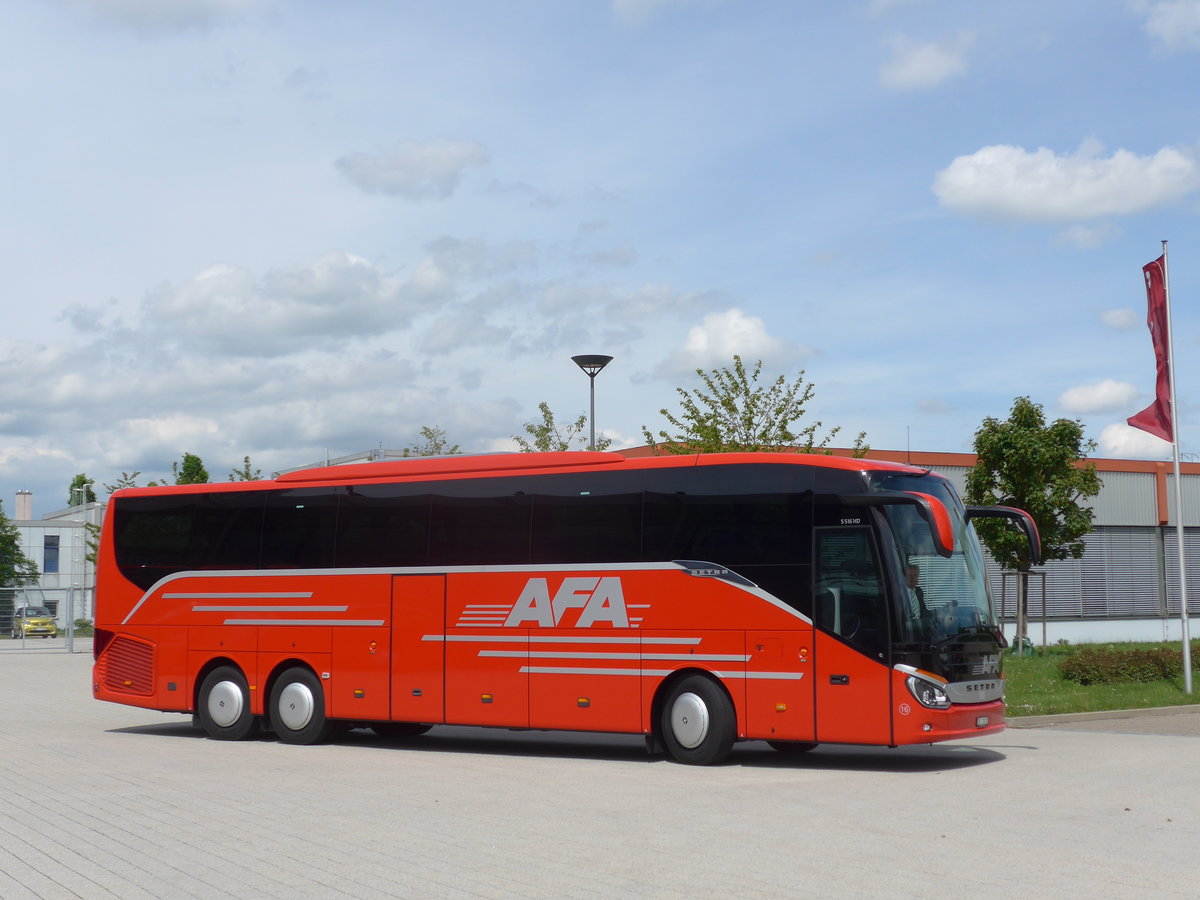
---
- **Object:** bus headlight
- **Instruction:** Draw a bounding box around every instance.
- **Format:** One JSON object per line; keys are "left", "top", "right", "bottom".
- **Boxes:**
{"left": 906, "top": 675, "right": 951, "bottom": 710}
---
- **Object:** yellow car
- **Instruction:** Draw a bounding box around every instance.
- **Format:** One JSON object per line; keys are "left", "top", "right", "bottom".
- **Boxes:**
{"left": 11, "top": 606, "right": 58, "bottom": 639}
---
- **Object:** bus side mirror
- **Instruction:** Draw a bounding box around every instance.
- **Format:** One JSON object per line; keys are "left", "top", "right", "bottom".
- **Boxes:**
{"left": 837, "top": 492, "right": 954, "bottom": 559}
{"left": 965, "top": 506, "right": 1042, "bottom": 567}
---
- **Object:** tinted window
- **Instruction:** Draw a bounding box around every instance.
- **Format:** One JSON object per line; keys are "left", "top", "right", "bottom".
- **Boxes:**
{"left": 114, "top": 496, "right": 195, "bottom": 589}
{"left": 531, "top": 491, "right": 643, "bottom": 563}
{"left": 43, "top": 535, "right": 60, "bottom": 575}
{"left": 191, "top": 492, "right": 265, "bottom": 570}
{"left": 262, "top": 488, "right": 339, "bottom": 569}
{"left": 337, "top": 485, "right": 431, "bottom": 567}
{"left": 642, "top": 465, "right": 813, "bottom": 565}
{"left": 814, "top": 525, "right": 889, "bottom": 659}
{"left": 429, "top": 480, "right": 531, "bottom": 565}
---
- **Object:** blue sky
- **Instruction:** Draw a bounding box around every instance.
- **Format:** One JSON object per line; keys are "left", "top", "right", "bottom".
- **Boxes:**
{"left": 3, "top": 0, "right": 1199, "bottom": 516}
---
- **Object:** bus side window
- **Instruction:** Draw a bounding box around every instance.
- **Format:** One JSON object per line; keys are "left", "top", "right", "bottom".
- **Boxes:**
{"left": 814, "top": 526, "right": 888, "bottom": 658}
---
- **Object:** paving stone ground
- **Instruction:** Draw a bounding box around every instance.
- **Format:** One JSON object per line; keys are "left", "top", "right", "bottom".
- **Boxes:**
{"left": 2, "top": 643, "right": 1198, "bottom": 898}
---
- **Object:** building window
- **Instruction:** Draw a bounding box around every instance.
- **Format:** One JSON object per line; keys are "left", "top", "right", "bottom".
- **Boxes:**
{"left": 44, "top": 535, "right": 60, "bottom": 574}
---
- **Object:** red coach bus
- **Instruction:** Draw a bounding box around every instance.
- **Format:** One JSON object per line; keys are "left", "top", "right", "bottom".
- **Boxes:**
{"left": 92, "top": 450, "right": 1038, "bottom": 765}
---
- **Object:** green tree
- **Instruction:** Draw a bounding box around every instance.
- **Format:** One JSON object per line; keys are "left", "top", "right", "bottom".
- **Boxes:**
{"left": 642, "top": 355, "right": 867, "bottom": 455}
{"left": 67, "top": 474, "right": 97, "bottom": 507}
{"left": 964, "top": 396, "right": 1101, "bottom": 651}
{"left": 229, "top": 456, "right": 263, "bottom": 481}
{"left": 104, "top": 472, "right": 142, "bottom": 494}
{"left": 402, "top": 426, "right": 461, "bottom": 457}
{"left": 0, "top": 500, "right": 39, "bottom": 587}
{"left": 84, "top": 522, "right": 101, "bottom": 566}
{"left": 172, "top": 452, "right": 210, "bottom": 485}
{"left": 515, "top": 402, "right": 611, "bottom": 452}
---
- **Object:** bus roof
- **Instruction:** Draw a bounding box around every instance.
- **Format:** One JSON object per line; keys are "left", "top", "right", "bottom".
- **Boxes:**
{"left": 111, "top": 450, "right": 931, "bottom": 497}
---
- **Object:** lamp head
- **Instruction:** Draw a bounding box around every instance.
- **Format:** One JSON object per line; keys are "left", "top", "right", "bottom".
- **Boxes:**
{"left": 571, "top": 354, "right": 613, "bottom": 377}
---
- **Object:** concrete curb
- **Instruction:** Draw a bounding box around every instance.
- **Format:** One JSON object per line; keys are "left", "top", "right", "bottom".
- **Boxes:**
{"left": 1009, "top": 703, "right": 1200, "bottom": 728}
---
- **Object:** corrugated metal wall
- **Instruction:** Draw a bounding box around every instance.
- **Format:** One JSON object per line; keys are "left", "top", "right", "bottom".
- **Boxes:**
{"left": 917, "top": 460, "right": 1198, "bottom": 621}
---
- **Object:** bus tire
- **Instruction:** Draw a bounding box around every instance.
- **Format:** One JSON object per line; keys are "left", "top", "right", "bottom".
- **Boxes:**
{"left": 659, "top": 674, "right": 735, "bottom": 766}
{"left": 371, "top": 722, "right": 432, "bottom": 739}
{"left": 767, "top": 740, "right": 818, "bottom": 754}
{"left": 197, "top": 666, "right": 257, "bottom": 741}
{"left": 270, "top": 667, "right": 333, "bottom": 745}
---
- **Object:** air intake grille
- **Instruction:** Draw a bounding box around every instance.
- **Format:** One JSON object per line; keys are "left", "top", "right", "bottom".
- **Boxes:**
{"left": 101, "top": 635, "right": 155, "bottom": 696}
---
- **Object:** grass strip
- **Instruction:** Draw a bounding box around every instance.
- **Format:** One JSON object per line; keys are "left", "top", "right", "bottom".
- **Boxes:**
{"left": 1005, "top": 641, "right": 1200, "bottom": 716}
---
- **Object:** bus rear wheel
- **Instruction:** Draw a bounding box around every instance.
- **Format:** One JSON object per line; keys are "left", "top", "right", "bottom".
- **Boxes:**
{"left": 270, "top": 667, "right": 333, "bottom": 745}
{"left": 197, "top": 666, "right": 257, "bottom": 741}
{"left": 659, "top": 674, "right": 735, "bottom": 765}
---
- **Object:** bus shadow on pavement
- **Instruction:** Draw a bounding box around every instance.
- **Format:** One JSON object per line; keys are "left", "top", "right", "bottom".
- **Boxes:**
{"left": 734, "top": 743, "right": 1005, "bottom": 772}
{"left": 106, "top": 721, "right": 1005, "bottom": 771}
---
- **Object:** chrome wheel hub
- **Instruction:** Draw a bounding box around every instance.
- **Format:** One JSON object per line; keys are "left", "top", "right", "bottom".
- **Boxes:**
{"left": 208, "top": 680, "right": 244, "bottom": 728}
{"left": 669, "top": 691, "right": 709, "bottom": 749}
{"left": 277, "top": 682, "right": 315, "bottom": 732}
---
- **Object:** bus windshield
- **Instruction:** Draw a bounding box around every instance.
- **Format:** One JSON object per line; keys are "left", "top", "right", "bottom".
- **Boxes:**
{"left": 869, "top": 472, "right": 995, "bottom": 644}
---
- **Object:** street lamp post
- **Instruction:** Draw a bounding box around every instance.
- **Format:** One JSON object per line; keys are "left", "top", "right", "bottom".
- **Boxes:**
{"left": 71, "top": 481, "right": 94, "bottom": 643}
{"left": 571, "top": 355, "right": 613, "bottom": 451}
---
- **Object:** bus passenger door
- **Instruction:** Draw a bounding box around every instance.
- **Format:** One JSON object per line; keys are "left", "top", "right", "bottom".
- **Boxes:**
{"left": 391, "top": 575, "right": 446, "bottom": 725}
{"left": 812, "top": 526, "right": 893, "bottom": 745}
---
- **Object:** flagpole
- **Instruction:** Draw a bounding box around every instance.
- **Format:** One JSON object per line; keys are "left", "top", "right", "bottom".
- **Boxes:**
{"left": 1161, "top": 240, "right": 1192, "bottom": 694}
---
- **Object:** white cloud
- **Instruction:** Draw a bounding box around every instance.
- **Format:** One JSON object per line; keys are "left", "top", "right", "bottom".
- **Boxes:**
{"left": 1058, "top": 380, "right": 1139, "bottom": 414}
{"left": 1135, "top": 0, "right": 1200, "bottom": 51}
{"left": 659, "top": 308, "right": 812, "bottom": 375}
{"left": 420, "top": 313, "right": 512, "bottom": 355}
{"left": 139, "top": 252, "right": 452, "bottom": 358}
{"left": 336, "top": 140, "right": 488, "bottom": 200}
{"left": 932, "top": 139, "right": 1200, "bottom": 222}
{"left": 1056, "top": 222, "right": 1123, "bottom": 249}
{"left": 880, "top": 32, "right": 974, "bottom": 91}
{"left": 1097, "top": 422, "right": 1173, "bottom": 458}
{"left": 1102, "top": 308, "right": 1139, "bottom": 330}
{"left": 425, "top": 237, "right": 537, "bottom": 279}
{"left": 72, "top": 0, "right": 257, "bottom": 33}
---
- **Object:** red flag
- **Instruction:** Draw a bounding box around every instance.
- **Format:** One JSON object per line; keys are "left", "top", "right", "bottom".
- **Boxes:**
{"left": 1127, "top": 255, "right": 1173, "bottom": 442}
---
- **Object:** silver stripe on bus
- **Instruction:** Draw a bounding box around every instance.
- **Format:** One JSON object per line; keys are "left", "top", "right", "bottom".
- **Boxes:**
{"left": 518, "top": 667, "right": 803, "bottom": 681}
{"left": 521, "top": 666, "right": 670, "bottom": 677}
{"left": 421, "top": 634, "right": 704, "bottom": 645}
{"left": 480, "top": 650, "right": 752, "bottom": 662}
{"left": 164, "top": 591, "right": 315, "bottom": 599}
{"left": 714, "top": 671, "right": 805, "bottom": 680}
{"left": 221, "top": 619, "right": 385, "bottom": 627}
{"left": 193, "top": 605, "right": 348, "bottom": 612}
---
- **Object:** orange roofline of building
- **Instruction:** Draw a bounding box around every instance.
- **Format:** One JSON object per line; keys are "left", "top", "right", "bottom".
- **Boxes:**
{"left": 627, "top": 444, "right": 1199, "bottom": 474}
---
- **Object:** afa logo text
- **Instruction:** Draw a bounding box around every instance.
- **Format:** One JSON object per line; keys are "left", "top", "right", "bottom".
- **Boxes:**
{"left": 502, "top": 576, "right": 629, "bottom": 628}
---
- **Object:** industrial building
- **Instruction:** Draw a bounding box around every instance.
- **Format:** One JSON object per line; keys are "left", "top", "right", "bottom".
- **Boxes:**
{"left": 4, "top": 491, "right": 100, "bottom": 633}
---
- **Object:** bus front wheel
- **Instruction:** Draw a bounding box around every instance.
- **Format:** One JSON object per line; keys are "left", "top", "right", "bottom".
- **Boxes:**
{"left": 270, "top": 667, "right": 333, "bottom": 745}
{"left": 659, "top": 674, "right": 735, "bottom": 765}
{"left": 197, "top": 666, "right": 257, "bottom": 741}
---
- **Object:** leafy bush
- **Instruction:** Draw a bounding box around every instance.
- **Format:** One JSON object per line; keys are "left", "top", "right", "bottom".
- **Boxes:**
{"left": 72, "top": 618, "right": 94, "bottom": 635}
{"left": 1058, "top": 646, "right": 1186, "bottom": 685}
